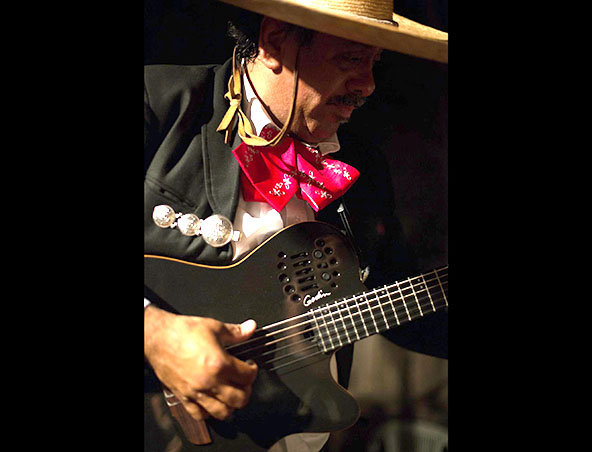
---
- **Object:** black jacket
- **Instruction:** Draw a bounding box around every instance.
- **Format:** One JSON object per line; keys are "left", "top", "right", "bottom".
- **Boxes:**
{"left": 144, "top": 59, "right": 242, "bottom": 264}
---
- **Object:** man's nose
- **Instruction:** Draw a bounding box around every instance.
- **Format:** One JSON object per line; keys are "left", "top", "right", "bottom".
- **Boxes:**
{"left": 346, "top": 66, "right": 376, "bottom": 98}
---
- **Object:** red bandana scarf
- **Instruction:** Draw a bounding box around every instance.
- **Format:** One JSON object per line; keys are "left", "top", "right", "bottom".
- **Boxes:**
{"left": 232, "top": 125, "right": 360, "bottom": 212}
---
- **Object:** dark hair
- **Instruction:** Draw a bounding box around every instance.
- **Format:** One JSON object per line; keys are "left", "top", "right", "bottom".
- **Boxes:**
{"left": 227, "top": 11, "right": 314, "bottom": 63}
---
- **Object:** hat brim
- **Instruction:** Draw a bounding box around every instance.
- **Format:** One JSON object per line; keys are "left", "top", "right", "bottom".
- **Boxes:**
{"left": 219, "top": 0, "right": 448, "bottom": 63}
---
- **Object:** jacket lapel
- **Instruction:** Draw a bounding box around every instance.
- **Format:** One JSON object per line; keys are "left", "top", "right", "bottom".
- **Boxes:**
{"left": 202, "top": 58, "right": 241, "bottom": 220}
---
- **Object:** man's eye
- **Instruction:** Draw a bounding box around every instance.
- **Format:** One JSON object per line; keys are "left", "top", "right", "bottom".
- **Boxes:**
{"left": 343, "top": 55, "right": 362, "bottom": 64}
{"left": 337, "top": 54, "right": 363, "bottom": 69}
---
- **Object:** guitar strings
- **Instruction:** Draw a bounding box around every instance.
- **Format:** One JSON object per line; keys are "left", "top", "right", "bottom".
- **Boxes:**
{"left": 238, "top": 290, "right": 445, "bottom": 366}
{"left": 267, "top": 285, "right": 447, "bottom": 356}
{"left": 289, "top": 289, "right": 446, "bottom": 350}
{"left": 266, "top": 290, "right": 448, "bottom": 372}
{"left": 229, "top": 279, "right": 447, "bottom": 371}
{"left": 264, "top": 291, "right": 447, "bottom": 372}
{"left": 313, "top": 292, "right": 447, "bottom": 346}
{"left": 263, "top": 291, "right": 446, "bottom": 369}
{"left": 227, "top": 272, "right": 448, "bottom": 361}
{"left": 227, "top": 267, "right": 448, "bottom": 357}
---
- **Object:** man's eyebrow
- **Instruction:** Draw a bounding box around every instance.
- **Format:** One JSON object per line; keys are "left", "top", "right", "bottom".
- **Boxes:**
{"left": 336, "top": 37, "right": 378, "bottom": 51}
{"left": 340, "top": 42, "right": 384, "bottom": 58}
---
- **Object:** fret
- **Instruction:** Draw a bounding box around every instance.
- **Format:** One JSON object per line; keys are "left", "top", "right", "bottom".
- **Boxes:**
{"left": 310, "top": 309, "right": 327, "bottom": 353}
{"left": 336, "top": 301, "right": 352, "bottom": 344}
{"left": 364, "top": 293, "right": 380, "bottom": 334}
{"left": 311, "top": 306, "right": 336, "bottom": 352}
{"left": 381, "top": 287, "right": 398, "bottom": 326}
{"left": 374, "top": 288, "right": 391, "bottom": 330}
{"left": 344, "top": 299, "right": 361, "bottom": 341}
{"left": 426, "top": 273, "right": 445, "bottom": 309}
{"left": 393, "top": 292, "right": 410, "bottom": 324}
{"left": 421, "top": 274, "right": 436, "bottom": 312}
{"left": 385, "top": 286, "right": 400, "bottom": 325}
{"left": 328, "top": 304, "right": 343, "bottom": 348}
{"left": 407, "top": 277, "right": 424, "bottom": 317}
{"left": 319, "top": 306, "right": 336, "bottom": 350}
{"left": 434, "top": 268, "right": 448, "bottom": 306}
{"left": 395, "top": 281, "right": 412, "bottom": 321}
{"left": 353, "top": 296, "right": 370, "bottom": 338}
{"left": 366, "top": 292, "right": 381, "bottom": 333}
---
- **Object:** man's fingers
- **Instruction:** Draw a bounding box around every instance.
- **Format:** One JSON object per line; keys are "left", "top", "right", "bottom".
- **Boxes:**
{"left": 217, "top": 319, "right": 257, "bottom": 345}
{"left": 202, "top": 318, "right": 259, "bottom": 385}
{"left": 180, "top": 379, "right": 253, "bottom": 421}
{"left": 150, "top": 313, "right": 260, "bottom": 423}
{"left": 204, "top": 381, "right": 253, "bottom": 410}
{"left": 186, "top": 391, "right": 235, "bottom": 421}
{"left": 182, "top": 399, "right": 210, "bottom": 421}
{"left": 225, "top": 355, "right": 258, "bottom": 386}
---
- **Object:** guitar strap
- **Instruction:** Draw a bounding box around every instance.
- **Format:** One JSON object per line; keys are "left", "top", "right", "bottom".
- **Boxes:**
{"left": 336, "top": 200, "right": 370, "bottom": 283}
{"left": 333, "top": 199, "right": 368, "bottom": 389}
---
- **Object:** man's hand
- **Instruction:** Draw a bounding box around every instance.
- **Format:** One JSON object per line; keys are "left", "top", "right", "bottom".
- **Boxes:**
{"left": 144, "top": 305, "right": 258, "bottom": 421}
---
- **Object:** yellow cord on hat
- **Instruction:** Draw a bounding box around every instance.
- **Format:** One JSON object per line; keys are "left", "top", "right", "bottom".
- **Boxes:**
{"left": 216, "top": 46, "right": 300, "bottom": 147}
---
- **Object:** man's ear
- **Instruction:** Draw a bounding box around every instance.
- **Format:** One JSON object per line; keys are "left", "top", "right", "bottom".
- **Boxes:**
{"left": 257, "top": 17, "right": 291, "bottom": 73}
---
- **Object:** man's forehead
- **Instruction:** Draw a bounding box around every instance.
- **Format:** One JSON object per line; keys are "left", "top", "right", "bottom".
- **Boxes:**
{"left": 311, "top": 30, "right": 383, "bottom": 54}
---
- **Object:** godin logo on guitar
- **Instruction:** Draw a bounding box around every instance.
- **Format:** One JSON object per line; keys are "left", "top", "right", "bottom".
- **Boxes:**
{"left": 303, "top": 289, "right": 332, "bottom": 307}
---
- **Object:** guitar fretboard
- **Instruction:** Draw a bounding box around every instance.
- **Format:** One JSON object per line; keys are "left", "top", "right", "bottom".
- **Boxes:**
{"left": 309, "top": 266, "right": 448, "bottom": 352}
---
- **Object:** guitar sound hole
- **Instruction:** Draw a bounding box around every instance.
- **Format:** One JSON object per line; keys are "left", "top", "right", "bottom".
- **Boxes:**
{"left": 295, "top": 267, "right": 313, "bottom": 276}
{"left": 276, "top": 238, "right": 342, "bottom": 303}
{"left": 300, "top": 284, "right": 319, "bottom": 292}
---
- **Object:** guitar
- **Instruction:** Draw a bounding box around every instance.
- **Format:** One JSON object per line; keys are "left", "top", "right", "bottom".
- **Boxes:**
{"left": 144, "top": 221, "right": 448, "bottom": 451}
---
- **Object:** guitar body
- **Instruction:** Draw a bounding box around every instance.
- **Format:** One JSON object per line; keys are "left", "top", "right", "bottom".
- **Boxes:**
{"left": 145, "top": 222, "right": 367, "bottom": 451}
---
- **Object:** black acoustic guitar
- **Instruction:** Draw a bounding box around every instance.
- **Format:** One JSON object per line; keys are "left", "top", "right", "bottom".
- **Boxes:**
{"left": 144, "top": 221, "right": 448, "bottom": 451}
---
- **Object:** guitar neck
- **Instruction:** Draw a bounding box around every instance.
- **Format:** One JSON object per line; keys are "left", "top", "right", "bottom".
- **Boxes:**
{"left": 309, "top": 266, "right": 448, "bottom": 353}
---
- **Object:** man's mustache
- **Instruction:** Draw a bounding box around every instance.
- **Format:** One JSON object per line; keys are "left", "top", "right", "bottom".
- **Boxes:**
{"left": 326, "top": 93, "right": 367, "bottom": 108}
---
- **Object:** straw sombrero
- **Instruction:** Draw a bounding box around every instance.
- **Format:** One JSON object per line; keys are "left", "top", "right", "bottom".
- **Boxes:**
{"left": 216, "top": 0, "right": 448, "bottom": 146}
{"left": 218, "top": 0, "right": 448, "bottom": 64}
